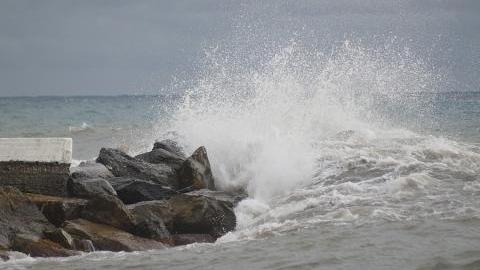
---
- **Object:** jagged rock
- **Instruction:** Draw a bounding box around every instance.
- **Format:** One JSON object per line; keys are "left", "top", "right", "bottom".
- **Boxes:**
{"left": 186, "top": 189, "right": 247, "bottom": 207}
{"left": 128, "top": 201, "right": 175, "bottom": 232}
{"left": 12, "top": 234, "right": 78, "bottom": 257}
{"left": 68, "top": 177, "right": 117, "bottom": 198}
{"left": 135, "top": 148, "right": 185, "bottom": 170}
{"left": 167, "top": 193, "right": 235, "bottom": 238}
{"left": 81, "top": 195, "right": 136, "bottom": 232}
{"left": 177, "top": 147, "right": 215, "bottom": 190}
{"left": 108, "top": 177, "right": 177, "bottom": 204}
{"left": 172, "top": 234, "right": 215, "bottom": 246}
{"left": 70, "top": 161, "right": 114, "bottom": 180}
{"left": 128, "top": 193, "right": 236, "bottom": 238}
{"left": 63, "top": 219, "right": 165, "bottom": 252}
{"left": 0, "top": 187, "right": 54, "bottom": 249}
{"left": 26, "top": 193, "right": 88, "bottom": 227}
{"left": 44, "top": 228, "right": 74, "bottom": 250}
{"left": 126, "top": 201, "right": 172, "bottom": 244}
{"left": 153, "top": 139, "right": 186, "bottom": 158}
{"left": 96, "top": 148, "right": 177, "bottom": 187}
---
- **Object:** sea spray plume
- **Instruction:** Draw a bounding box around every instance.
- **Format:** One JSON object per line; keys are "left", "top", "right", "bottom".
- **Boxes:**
{"left": 167, "top": 40, "right": 437, "bottom": 207}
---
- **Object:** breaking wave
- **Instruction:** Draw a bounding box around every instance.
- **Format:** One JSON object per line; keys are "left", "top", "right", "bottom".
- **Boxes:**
{"left": 154, "top": 40, "right": 480, "bottom": 242}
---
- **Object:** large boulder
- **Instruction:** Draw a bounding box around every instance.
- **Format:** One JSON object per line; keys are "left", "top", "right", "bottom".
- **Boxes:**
{"left": 25, "top": 193, "right": 88, "bottom": 227}
{"left": 128, "top": 193, "right": 236, "bottom": 238}
{"left": 70, "top": 161, "right": 114, "bottom": 180}
{"left": 167, "top": 193, "right": 235, "bottom": 238}
{"left": 96, "top": 148, "right": 177, "bottom": 187}
{"left": 128, "top": 201, "right": 175, "bottom": 232}
{"left": 153, "top": 139, "right": 186, "bottom": 158}
{"left": 11, "top": 234, "right": 78, "bottom": 257}
{"left": 67, "top": 177, "right": 117, "bottom": 198}
{"left": 0, "top": 187, "right": 54, "bottom": 249}
{"left": 63, "top": 219, "right": 165, "bottom": 252}
{"left": 131, "top": 207, "right": 172, "bottom": 245}
{"left": 177, "top": 147, "right": 216, "bottom": 190}
{"left": 135, "top": 148, "right": 185, "bottom": 170}
{"left": 81, "top": 195, "right": 136, "bottom": 232}
{"left": 108, "top": 177, "right": 177, "bottom": 204}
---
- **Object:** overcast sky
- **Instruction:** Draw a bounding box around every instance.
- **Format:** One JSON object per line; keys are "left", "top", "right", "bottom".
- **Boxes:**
{"left": 0, "top": 0, "right": 479, "bottom": 96}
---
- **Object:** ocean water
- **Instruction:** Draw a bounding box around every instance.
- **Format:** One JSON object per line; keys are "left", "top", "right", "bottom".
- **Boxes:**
{"left": 1, "top": 42, "right": 480, "bottom": 270}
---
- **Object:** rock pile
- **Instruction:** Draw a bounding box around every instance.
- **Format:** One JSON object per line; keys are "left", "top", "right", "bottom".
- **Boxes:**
{"left": 0, "top": 140, "right": 242, "bottom": 259}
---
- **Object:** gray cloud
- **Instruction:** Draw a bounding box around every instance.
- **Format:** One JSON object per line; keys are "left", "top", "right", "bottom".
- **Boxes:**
{"left": 0, "top": 0, "right": 478, "bottom": 96}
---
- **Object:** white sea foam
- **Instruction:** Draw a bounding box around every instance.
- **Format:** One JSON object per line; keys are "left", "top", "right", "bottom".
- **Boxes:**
{"left": 151, "top": 40, "right": 480, "bottom": 242}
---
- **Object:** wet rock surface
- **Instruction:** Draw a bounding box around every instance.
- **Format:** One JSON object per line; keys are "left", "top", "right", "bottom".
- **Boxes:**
{"left": 167, "top": 193, "right": 236, "bottom": 238}
{"left": 153, "top": 139, "right": 186, "bottom": 158}
{"left": 63, "top": 219, "right": 165, "bottom": 252}
{"left": 97, "top": 148, "right": 177, "bottom": 187}
{"left": 0, "top": 187, "right": 54, "bottom": 249}
{"left": 26, "top": 193, "right": 88, "bottom": 227}
{"left": 108, "top": 177, "right": 177, "bottom": 204}
{"left": 81, "top": 195, "right": 136, "bottom": 232}
{"left": 12, "top": 234, "right": 79, "bottom": 257}
{"left": 135, "top": 148, "right": 185, "bottom": 170}
{"left": 68, "top": 177, "right": 117, "bottom": 198}
{"left": 177, "top": 147, "right": 216, "bottom": 190}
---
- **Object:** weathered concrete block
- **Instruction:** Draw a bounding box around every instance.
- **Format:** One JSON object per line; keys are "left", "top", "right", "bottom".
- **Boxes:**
{"left": 0, "top": 138, "right": 72, "bottom": 196}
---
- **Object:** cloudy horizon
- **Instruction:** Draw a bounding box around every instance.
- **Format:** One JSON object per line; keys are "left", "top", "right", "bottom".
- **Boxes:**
{"left": 0, "top": 0, "right": 479, "bottom": 97}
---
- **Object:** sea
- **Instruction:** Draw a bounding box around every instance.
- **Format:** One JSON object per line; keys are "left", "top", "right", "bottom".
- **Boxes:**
{"left": 1, "top": 43, "right": 480, "bottom": 270}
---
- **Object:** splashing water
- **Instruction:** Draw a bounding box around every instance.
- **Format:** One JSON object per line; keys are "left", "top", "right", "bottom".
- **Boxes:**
{"left": 151, "top": 40, "right": 480, "bottom": 242}
{"left": 167, "top": 40, "right": 434, "bottom": 197}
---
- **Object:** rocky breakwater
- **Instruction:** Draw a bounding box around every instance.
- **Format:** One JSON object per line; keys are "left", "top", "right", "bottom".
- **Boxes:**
{"left": 0, "top": 140, "right": 242, "bottom": 260}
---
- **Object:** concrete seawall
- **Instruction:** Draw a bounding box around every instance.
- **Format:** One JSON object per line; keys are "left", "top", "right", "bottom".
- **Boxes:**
{"left": 0, "top": 138, "right": 72, "bottom": 197}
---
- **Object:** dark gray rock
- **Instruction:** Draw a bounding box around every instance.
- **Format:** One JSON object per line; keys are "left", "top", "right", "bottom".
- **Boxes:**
{"left": 11, "top": 234, "right": 79, "bottom": 257}
{"left": 167, "top": 193, "right": 235, "bottom": 238}
{"left": 153, "top": 139, "right": 186, "bottom": 158}
{"left": 96, "top": 148, "right": 177, "bottom": 187}
{"left": 63, "top": 219, "right": 165, "bottom": 252}
{"left": 0, "top": 187, "right": 55, "bottom": 249}
{"left": 177, "top": 146, "right": 216, "bottom": 190}
{"left": 129, "top": 193, "right": 236, "bottom": 239}
{"left": 26, "top": 193, "right": 88, "bottom": 227}
{"left": 108, "top": 177, "right": 177, "bottom": 204}
{"left": 70, "top": 161, "right": 114, "bottom": 180}
{"left": 135, "top": 148, "right": 185, "bottom": 170}
{"left": 68, "top": 177, "right": 117, "bottom": 198}
{"left": 128, "top": 201, "right": 175, "bottom": 232}
{"left": 81, "top": 195, "right": 136, "bottom": 232}
{"left": 129, "top": 204, "right": 172, "bottom": 245}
